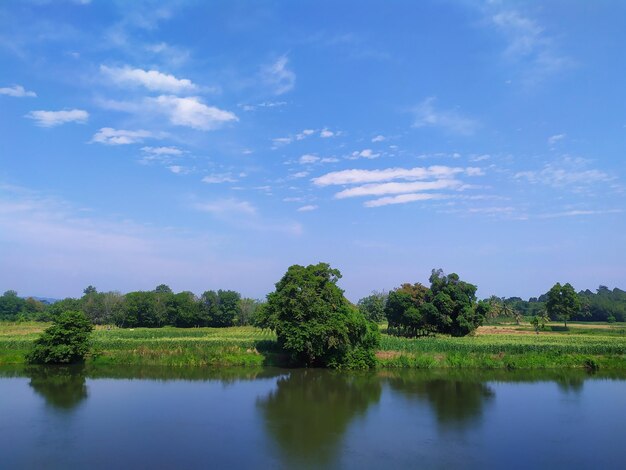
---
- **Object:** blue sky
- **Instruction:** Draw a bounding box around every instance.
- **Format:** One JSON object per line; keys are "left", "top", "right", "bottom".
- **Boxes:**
{"left": 1, "top": 0, "right": 625, "bottom": 301}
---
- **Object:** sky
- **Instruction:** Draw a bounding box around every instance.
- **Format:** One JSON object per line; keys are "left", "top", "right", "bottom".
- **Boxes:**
{"left": 1, "top": 0, "right": 625, "bottom": 301}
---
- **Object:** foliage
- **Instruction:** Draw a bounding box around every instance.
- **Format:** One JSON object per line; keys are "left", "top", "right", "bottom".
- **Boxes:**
{"left": 262, "top": 263, "right": 380, "bottom": 368}
{"left": 386, "top": 270, "right": 486, "bottom": 337}
{"left": 546, "top": 283, "right": 581, "bottom": 327}
{"left": 357, "top": 291, "right": 388, "bottom": 323}
{"left": 26, "top": 311, "right": 93, "bottom": 364}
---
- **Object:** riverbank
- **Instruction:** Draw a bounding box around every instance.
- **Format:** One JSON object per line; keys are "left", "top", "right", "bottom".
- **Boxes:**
{"left": 1, "top": 322, "right": 625, "bottom": 369}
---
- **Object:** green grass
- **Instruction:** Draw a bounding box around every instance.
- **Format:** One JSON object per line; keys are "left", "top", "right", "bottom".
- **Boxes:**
{"left": 1, "top": 322, "right": 624, "bottom": 369}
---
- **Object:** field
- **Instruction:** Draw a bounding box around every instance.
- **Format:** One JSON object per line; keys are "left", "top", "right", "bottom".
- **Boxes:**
{"left": 1, "top": 322, "right": 625, "bottom": 369}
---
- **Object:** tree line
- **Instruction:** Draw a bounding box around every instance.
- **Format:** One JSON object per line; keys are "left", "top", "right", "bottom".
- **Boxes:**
{"left": 0, "top": 285, "right": 262, "bottom": 327}
{"left": 2, "top": 277, "right": 624, "bottom": 327}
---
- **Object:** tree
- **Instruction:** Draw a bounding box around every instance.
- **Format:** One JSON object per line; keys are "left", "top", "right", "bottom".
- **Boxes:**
{"left": 546, "top": 282, "right": 580, "bottom": 328}
{"left": 357, "top": 291, "right": 388, "bottom": 323}
{"left": 238, "top": 298, "right": 263, "bottom": 326}
{"left": 261, "top": 263, "right": 380, "bottom": 368}
{"left": 531, "top": 310, "right": 550, "bottom": 334}
{"left": 385, "top": 270, "right": 486, "bottom": 337}
{"left": 0, "top": 290, "right": 26, "bottom": 320}
{"left": 26, "top": 311, "right": 93, "bottom": 364}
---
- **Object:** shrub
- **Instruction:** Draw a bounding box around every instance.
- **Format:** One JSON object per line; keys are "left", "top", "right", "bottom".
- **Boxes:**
{"left": 26, "top": 311, "right": 93, "bottom": 364}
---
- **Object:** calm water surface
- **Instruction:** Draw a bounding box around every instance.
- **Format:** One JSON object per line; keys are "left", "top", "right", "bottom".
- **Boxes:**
{"left": 1, "top": 366, "right": 625, "bottom": 469}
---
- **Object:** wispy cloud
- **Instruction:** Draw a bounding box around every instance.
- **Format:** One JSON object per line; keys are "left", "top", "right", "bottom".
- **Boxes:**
{"left": 25, "top": 109, "right": 88, "bottom": 127}
{"left": 100, "top": 95, "right": 238, "bottom": 131}
{"left": 201, "top": 173, "right": 238, "bottom": 184}
{"left": 100, "top": 65, "right": 198, "bottom": 94}
{"left": 0, "top": 84, "right": 36, "bottom": 97}
{"left": 539, "top": 209, "right": 622, "bottom": 219}
{"left": 489, "top": 7, "right": 573, "bottom": 84}
{"left": 371, "top": 135, "right": 385, "bottom": 142}
{"left": 413, "top": 97, "right": 479, "bottom": 136}
{"left": 365, "top": 193, "right": 446, "bottom": 208}
{"left": 262, "top": 55, "right": 295, "bottom": 95}
{"left": 91, "top": 127, "right": 160, "bottom": 145}
{"left": 141, "top": 146, "right": 182, "bottom": 156}
{"left": 239, "top": 101, "right": 287, "bottom": 111}
{"left": 515, "top": 157, "right": 612, "bottom": 188}
{"left": 299, "top": 154, "right": 319, "bottom": 164}
{"left": 335, "top": 179, "right": 461, "bottom": 199}
{"left": 194, "top": 198, "right": 256, "bottom": 215}
{"left": 313, "top": 166, "right": 482, "bottom": 186}
{"left": 314, "top": 165, "right": 483, "bottom": 208}
{"left": 297, "top": 205, "right": 318, "bottom": 212}
{"left": 548, "top": 133, "right": 566, "bottom": 145}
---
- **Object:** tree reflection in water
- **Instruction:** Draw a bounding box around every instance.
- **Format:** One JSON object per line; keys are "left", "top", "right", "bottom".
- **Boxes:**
{"left": 257, "top": 369, "right": 382, "bottom": 467}
{"left": 27, "top": 365, "right": 88, "bottom": 411}
{"left": 385, "top": 371, "right": 495, "bottom": 431}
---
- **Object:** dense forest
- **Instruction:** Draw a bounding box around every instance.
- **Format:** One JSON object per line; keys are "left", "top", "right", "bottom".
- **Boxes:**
{"left": 1, "top": 282, "right": 625, "bottom": 326}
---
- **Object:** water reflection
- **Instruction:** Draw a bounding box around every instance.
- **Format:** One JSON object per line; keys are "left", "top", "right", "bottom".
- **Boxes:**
{"left": 384, "top": 371, "right": 494, "bottom": 430}
{"left": 27, "top": 365, "right": 88, "bottom": 410}
{"left": 257, "top": 369, "right": 382, "bottom": 467}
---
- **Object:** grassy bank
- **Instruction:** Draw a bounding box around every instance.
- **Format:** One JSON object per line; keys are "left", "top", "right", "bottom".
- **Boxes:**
{"left": 1, "top": 322, "right": 625, "bottom": 369}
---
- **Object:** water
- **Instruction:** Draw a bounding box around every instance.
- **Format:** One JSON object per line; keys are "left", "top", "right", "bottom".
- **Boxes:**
{"left": 1, "top": 366, "right": 625, "bottom": 469}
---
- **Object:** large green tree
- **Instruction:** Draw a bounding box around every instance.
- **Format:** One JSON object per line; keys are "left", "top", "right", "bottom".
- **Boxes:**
{"left": 546, "top": 282, "right": 580, "bottom": 327}
{"left": 386, "top": 270, "right": 487, "bottom": 337}
{"left": 260, "top": 263, "right": 380, "bottom": 368}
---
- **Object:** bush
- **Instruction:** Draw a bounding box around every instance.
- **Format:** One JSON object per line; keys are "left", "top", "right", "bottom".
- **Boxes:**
{"left": 26, "top": 311, "right": 93, "bottom": 364}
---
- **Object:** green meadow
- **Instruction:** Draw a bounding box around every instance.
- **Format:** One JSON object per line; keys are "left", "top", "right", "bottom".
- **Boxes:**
{"left": 1, "top": 322, "right": 624, "bottom": 369}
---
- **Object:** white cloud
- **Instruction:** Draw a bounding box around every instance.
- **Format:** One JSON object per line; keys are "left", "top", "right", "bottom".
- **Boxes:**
{"left": 272, "top": 137, "right": 292, "bottom": 147}
{"left": 320, "top": 128, "right": 335, "bottom": 138}
{"left": 350, "top": 149, "right": 380, "bottom": 160}
{"left": 296, "top": 129, "right": 315, "bottom": 140}
{"left": 0, "top": 84, "right": 36, "bottom": 97}
{"left": 91, "top": 127, "right": 158, "bottom": 145}
{"left": 25, "top": 109, "right": 88, "bottom": 127}
{"left": 141, "top": 146, "right": 182, "bottom": 156}
{"left": 262, "top": 55, "right": 295, "bottom": 95}
{"left": 335, "top": 179, "right": 461, "bottom": 199}
{"left": 299, "top": 154, "right": 319, "bottom": 164}
{"left": 365, "top": 193, "right": 445, "bottom": 208}
{"left": 320, "top": 157, "right": 339, "bottom": 163}
{"left": 148, "top": 95, "right": 237, "bottom": 130}
{"left": 548, "top": 133, "right": 566, "bottom": 145}
{"left": 98, "top": 95, "right": 237, "bottom": 131}
{"left": 413, "top": 97, "right": 479, "bottom": 136}
{"left": 293, "top": 171, "right": 309, "bottom": 178}
{"left": 168, "top": 165, "right": 190, "bottom": 175}
{"left": 371, "top": 135, "right": 385, "bottom": 142}
{"left": 194, "top": 198, "right": 256, "bottom": 215}
{"left": 514, "top": 157, "right": 612, "bottom": 188}
{"left": 202, "top": 173, "right": 237, "bottom": 184}
{"left": 313, "top": 166, "right": 481, "bottom": 186}
{"left": 297, "top": 205, "right": 318, "bottom": 212}
{"left": 101, "top": 65, "right": 197, "bottom": 93}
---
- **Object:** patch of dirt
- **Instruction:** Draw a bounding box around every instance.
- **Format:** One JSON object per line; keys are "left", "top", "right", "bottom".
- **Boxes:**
{"left": 477, "top": 326, "right": 536, "bottom": 335}
{"left": 376, "top": 351, "right": 403, "bottom": 360}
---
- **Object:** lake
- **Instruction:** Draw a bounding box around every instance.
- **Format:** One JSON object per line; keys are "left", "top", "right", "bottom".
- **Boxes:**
{"left": 1, "top": 366, "right": 625, "bottom": 469}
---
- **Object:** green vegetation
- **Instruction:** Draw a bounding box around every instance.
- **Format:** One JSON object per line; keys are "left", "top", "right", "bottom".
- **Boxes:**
{"left": 546, "top": 282, "right": 581, "bottom": 327}
{"left": 26, "top": 311, "right": 93, "bottom": 364}
{"left": 385, "top": 269, "right": 488, "bottom": 337}
{"left": 259, "top": 263, "right": 380, "bottom": 369}
{"left": 1, "top": 322, "right": 624, "bottom": 370}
